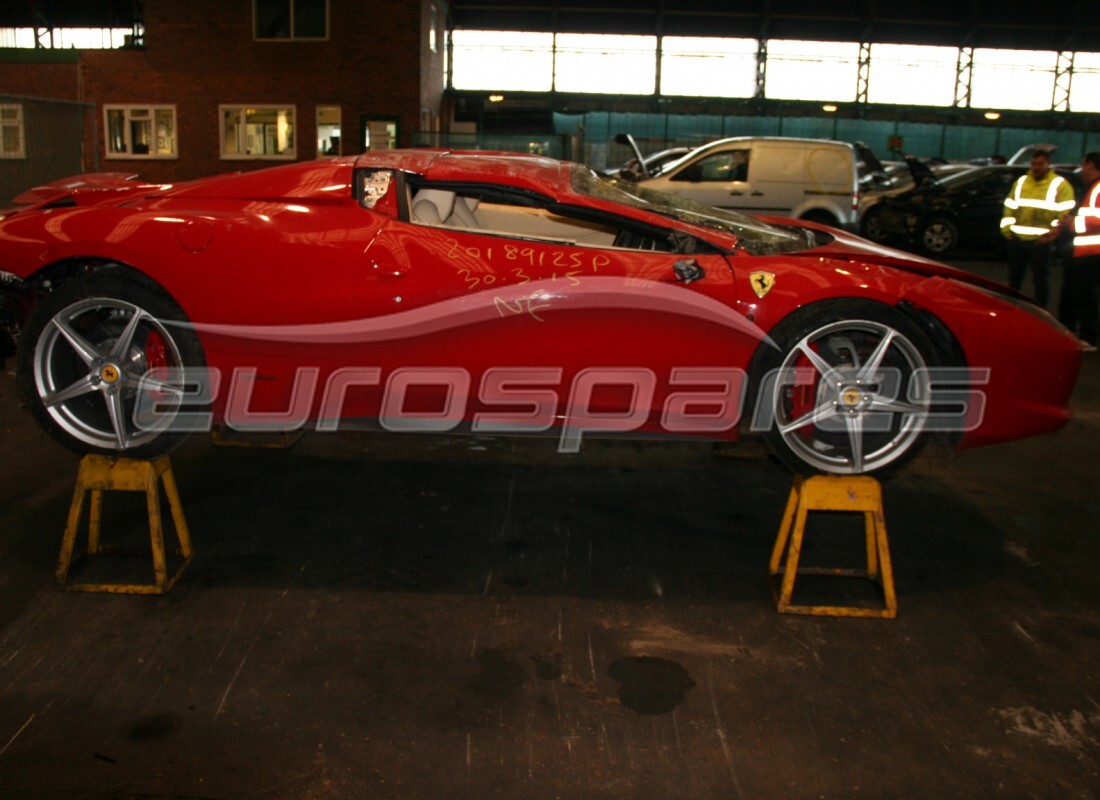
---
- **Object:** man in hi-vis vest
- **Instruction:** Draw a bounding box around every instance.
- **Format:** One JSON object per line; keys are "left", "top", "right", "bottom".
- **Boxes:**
{"left": 1001, "top": 150, "right": 1076, "bottom": 307}
{"left": 1057, "top": 151, "right": 1100, "bottom": 350}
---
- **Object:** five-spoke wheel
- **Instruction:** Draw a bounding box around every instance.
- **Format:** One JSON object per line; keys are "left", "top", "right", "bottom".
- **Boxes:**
{"left": 18, "top": 270, "right": 204, "bottom": 456}
{"left": 755, "top": 301, "right": 938, "bottom": 475}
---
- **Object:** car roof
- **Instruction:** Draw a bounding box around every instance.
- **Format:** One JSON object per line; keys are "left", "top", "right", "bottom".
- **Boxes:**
{"left": 691, "top": 136, "right": 854, "bottom": 153}
{"left": 355, "top": 149, "right": 572, "bottom": 196}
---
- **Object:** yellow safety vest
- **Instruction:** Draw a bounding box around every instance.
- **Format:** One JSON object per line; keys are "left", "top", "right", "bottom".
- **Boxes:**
{"left": 1001, "top": 172, "right": 1075, "bottom": 241}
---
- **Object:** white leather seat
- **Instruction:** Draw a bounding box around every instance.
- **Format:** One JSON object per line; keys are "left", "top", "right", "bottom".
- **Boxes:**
{"left": 411, "top": 189, "right": 456, "bottom": 225}
{"left": 450, "top": 196, "right": 484, "bottom": 229}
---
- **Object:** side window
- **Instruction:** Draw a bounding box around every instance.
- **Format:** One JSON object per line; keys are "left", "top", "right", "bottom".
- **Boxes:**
{"left": 983, "top": 173, "right": 1016, "bottom": 199}
{"left": 219, "top": 104, "right": 296, "bottom": 160}
{"left": 0, "top": 104, "right": 26, "bottom": 159}
{"left": 104, "top": 105, "right": 177, "bottom": 159}
{"left": 672, "top": 150, "right": 749, "bottom": 183}
{"left": 405, "top": 183, "right": 682, "bottom": 252}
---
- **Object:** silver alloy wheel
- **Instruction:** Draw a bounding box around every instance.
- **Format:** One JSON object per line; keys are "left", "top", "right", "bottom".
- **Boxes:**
{"left": 32, "top": 297, "right": 186, "bottom": 451}
{"left": 772, "top": 319, "right": 932, "bottom": 474}
{"left": 921, "top": 221, "right": 955, "bottom": 254}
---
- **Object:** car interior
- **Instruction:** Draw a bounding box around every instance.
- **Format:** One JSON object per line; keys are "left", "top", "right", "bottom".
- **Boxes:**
{"left": 405, "top": 183, "right": 679, "bottom": 252}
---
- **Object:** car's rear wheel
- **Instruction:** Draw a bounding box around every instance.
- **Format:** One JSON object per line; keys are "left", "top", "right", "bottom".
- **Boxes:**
{"left": 752, "top": 300, "right": 937, "bottom": 475}
{"left": 918, "top": 217, "right": 957, "bottom": 256}
{"left": 860, "top": 207, "right": 889, "bottom": 242}
{"left": 800, "top": 209, "right": 839, "bottom": 227}
{"left": 17, "top": 269, "right": 206, "bottom": 458}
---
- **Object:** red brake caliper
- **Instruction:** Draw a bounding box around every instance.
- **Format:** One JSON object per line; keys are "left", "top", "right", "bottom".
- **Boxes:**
{"left": 144, "top": 330, "right": 170, "bottom": 397}
{"left": 788, "top": 347, "right": 821, "bottom": 438}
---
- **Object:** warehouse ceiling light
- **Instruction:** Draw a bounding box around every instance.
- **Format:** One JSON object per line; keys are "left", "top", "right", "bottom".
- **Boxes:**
{"left": 822, "top": 104, "right": 838, "bottom": 112}
{"left": 984, "top": 111, "right": 1002, "bottom": 120}
{"left": 488, "top": 94, "right": 505, "bottom": 103}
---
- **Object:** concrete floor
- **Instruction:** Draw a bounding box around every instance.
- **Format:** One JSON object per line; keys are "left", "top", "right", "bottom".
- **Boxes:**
{"left": 0, "top": 259, "right": 1098, "bottom": 799}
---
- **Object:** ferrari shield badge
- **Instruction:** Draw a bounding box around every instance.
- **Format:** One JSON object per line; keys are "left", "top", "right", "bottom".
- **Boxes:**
{"left": 749, "top": 271, "right": 775, "bottom": 298}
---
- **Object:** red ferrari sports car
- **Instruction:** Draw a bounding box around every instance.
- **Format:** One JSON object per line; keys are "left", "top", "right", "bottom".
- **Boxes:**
{"left": 0, "top": 150, "right": 1083, "bottom": 474}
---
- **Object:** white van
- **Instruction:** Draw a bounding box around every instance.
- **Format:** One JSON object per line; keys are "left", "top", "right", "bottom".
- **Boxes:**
{"left": 638, "top": 136, "right": 865, "bottom": 231}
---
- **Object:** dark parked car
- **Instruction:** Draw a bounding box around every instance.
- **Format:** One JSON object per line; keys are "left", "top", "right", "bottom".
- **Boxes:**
{"left": 862, "top": 165, "right": 1079, "bottom": 257}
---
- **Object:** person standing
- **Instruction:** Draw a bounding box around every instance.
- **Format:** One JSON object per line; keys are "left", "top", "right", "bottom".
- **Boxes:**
{"left": 1000, "top": 150, "right": 1076, "bottom": 306}
{"left": 1058, "top": 152, "right": 1100, "bottom": 349}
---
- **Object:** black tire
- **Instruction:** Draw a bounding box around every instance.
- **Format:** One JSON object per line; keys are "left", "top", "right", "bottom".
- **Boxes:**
{"left": 917, "top": 217, "right": 958, "bottom": 257}
{"left": 800, "top": 209, "right": 838, "bottom": 227}
{"left": 860, "top": 207, "right": 889, "bottom": 243}
{"left": 750, "top": 299, "right": 939, "bottom": 476}
{"left": 16, "top": 268, "right": 207, "bottom": 458}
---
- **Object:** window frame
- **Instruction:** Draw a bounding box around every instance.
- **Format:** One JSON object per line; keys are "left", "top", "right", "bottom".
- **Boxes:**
{"left": 0, "top": 103, "right": 26, "bottom": 159}
{"left": 316, "top": 104, "right": 341, "bottom": 156}
{"left": 253, "top": 0, "right": 329, "bottom": 42}
{"left": 219, "top": 104, "right": 298, "bottom": 161}
{"left": 671, "top": 150, "right": 750, "bottom": 183}
{"left": 103, "top": 104, "right": 178, "bottom": 160}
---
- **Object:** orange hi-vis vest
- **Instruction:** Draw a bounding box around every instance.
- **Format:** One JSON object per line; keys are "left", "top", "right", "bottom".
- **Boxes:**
{"left": 1072, "top": 179, "right": 1100, "bottom": 259}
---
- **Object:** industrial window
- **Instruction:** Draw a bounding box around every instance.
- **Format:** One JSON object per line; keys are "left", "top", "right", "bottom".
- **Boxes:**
{"left": 451, "top": 31, "right": 554, "bottom": 91}
{"left": 868, "top": 45, "right": 958, "bottom": 107}
{"left": 554, "top": 34, "right": 657, "bottom": 95}
{"left": 970, "top": 49, "right": 1057, "bottom": 110}
{"left": 220, "top": 105, "right": 296, "bottom": 160}
{"left": 0, "top": 27, "right": 133, "bottom": 49}
{"left": 0, "top": 104, "right": 25, "bottom": 159}
{"left": 766, "top": 40, "right": 859, "bottom": 102}
{"left": 254, "top": 0, "right": 327, "bottom": 41}
{"left": 660, "top": 37, "right": 757, "bottom": 98}
{"left": 104, "top": 105, "right": 177, "bottom": 159}
{"left": 1070, "top": 52, "right": 1100, "bottom": 113}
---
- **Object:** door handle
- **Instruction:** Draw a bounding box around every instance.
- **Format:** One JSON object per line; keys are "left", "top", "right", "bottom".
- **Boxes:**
{"left": 728, "top": 190, "right": 744, "bottom": 196}
{"left": 750, "top": 191, "right": 764, "bottom": 196}
{"left": 370, "top": 260, "right": 408, "bottom": 279}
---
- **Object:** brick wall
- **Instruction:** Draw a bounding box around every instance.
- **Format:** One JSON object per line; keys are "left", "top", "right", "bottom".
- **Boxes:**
{"left": 0, "top": 57, "right": 82, "bottom": 101}
{"left": 4, "top": 0, "right": 444, "bottom": 184}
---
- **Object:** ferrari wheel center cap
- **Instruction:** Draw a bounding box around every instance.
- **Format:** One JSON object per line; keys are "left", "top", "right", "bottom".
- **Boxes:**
{"left": 839, "top": 386, "right": 865, "bottom": 409}
{"left": 99, "top": 364, "right": 121, "bottom": 385}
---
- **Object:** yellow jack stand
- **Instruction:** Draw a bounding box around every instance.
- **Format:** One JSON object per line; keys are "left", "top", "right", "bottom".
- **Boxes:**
{"left": 57, "top": 454, "right": 193, "bottom": 595}
{"left": 769, "top": 474, "right": 897, "bottom": 619}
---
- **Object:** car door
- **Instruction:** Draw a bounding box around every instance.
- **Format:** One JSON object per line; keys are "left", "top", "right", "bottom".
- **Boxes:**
{"left": 954, "top": 169, "right": 1020, "bottom": 248}
{"left": 355, "top": 182, "right": 747, "bottom": 437}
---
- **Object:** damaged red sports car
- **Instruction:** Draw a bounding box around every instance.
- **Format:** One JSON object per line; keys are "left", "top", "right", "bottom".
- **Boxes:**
{"left": 0, "top": 150, "right": 1084, "bottom": 474}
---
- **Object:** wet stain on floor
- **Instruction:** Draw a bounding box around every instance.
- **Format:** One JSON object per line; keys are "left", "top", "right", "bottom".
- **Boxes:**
{"left": 607, "top": 656, "right": 696, "bottom": 715}
{"left": 465, "top": 648, "right": 530, "bottom": 699}
{"left": 125, "top": 712, "right": 183, "bottom": 742}
{"left": 531, "top": 651, "right": 563, "bottom": 680}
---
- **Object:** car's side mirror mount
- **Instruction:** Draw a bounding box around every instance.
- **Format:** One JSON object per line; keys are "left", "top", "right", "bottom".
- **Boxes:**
{"left": 614, "top": 133, "right": 648, "bottom": 180}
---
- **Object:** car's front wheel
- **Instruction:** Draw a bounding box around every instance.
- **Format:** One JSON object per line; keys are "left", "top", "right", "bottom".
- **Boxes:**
{"left": 752, "top": 300, "right": 938, "bottom": 475}
{"left": 17, "top": 269, "right": 206, "bottom": 458}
